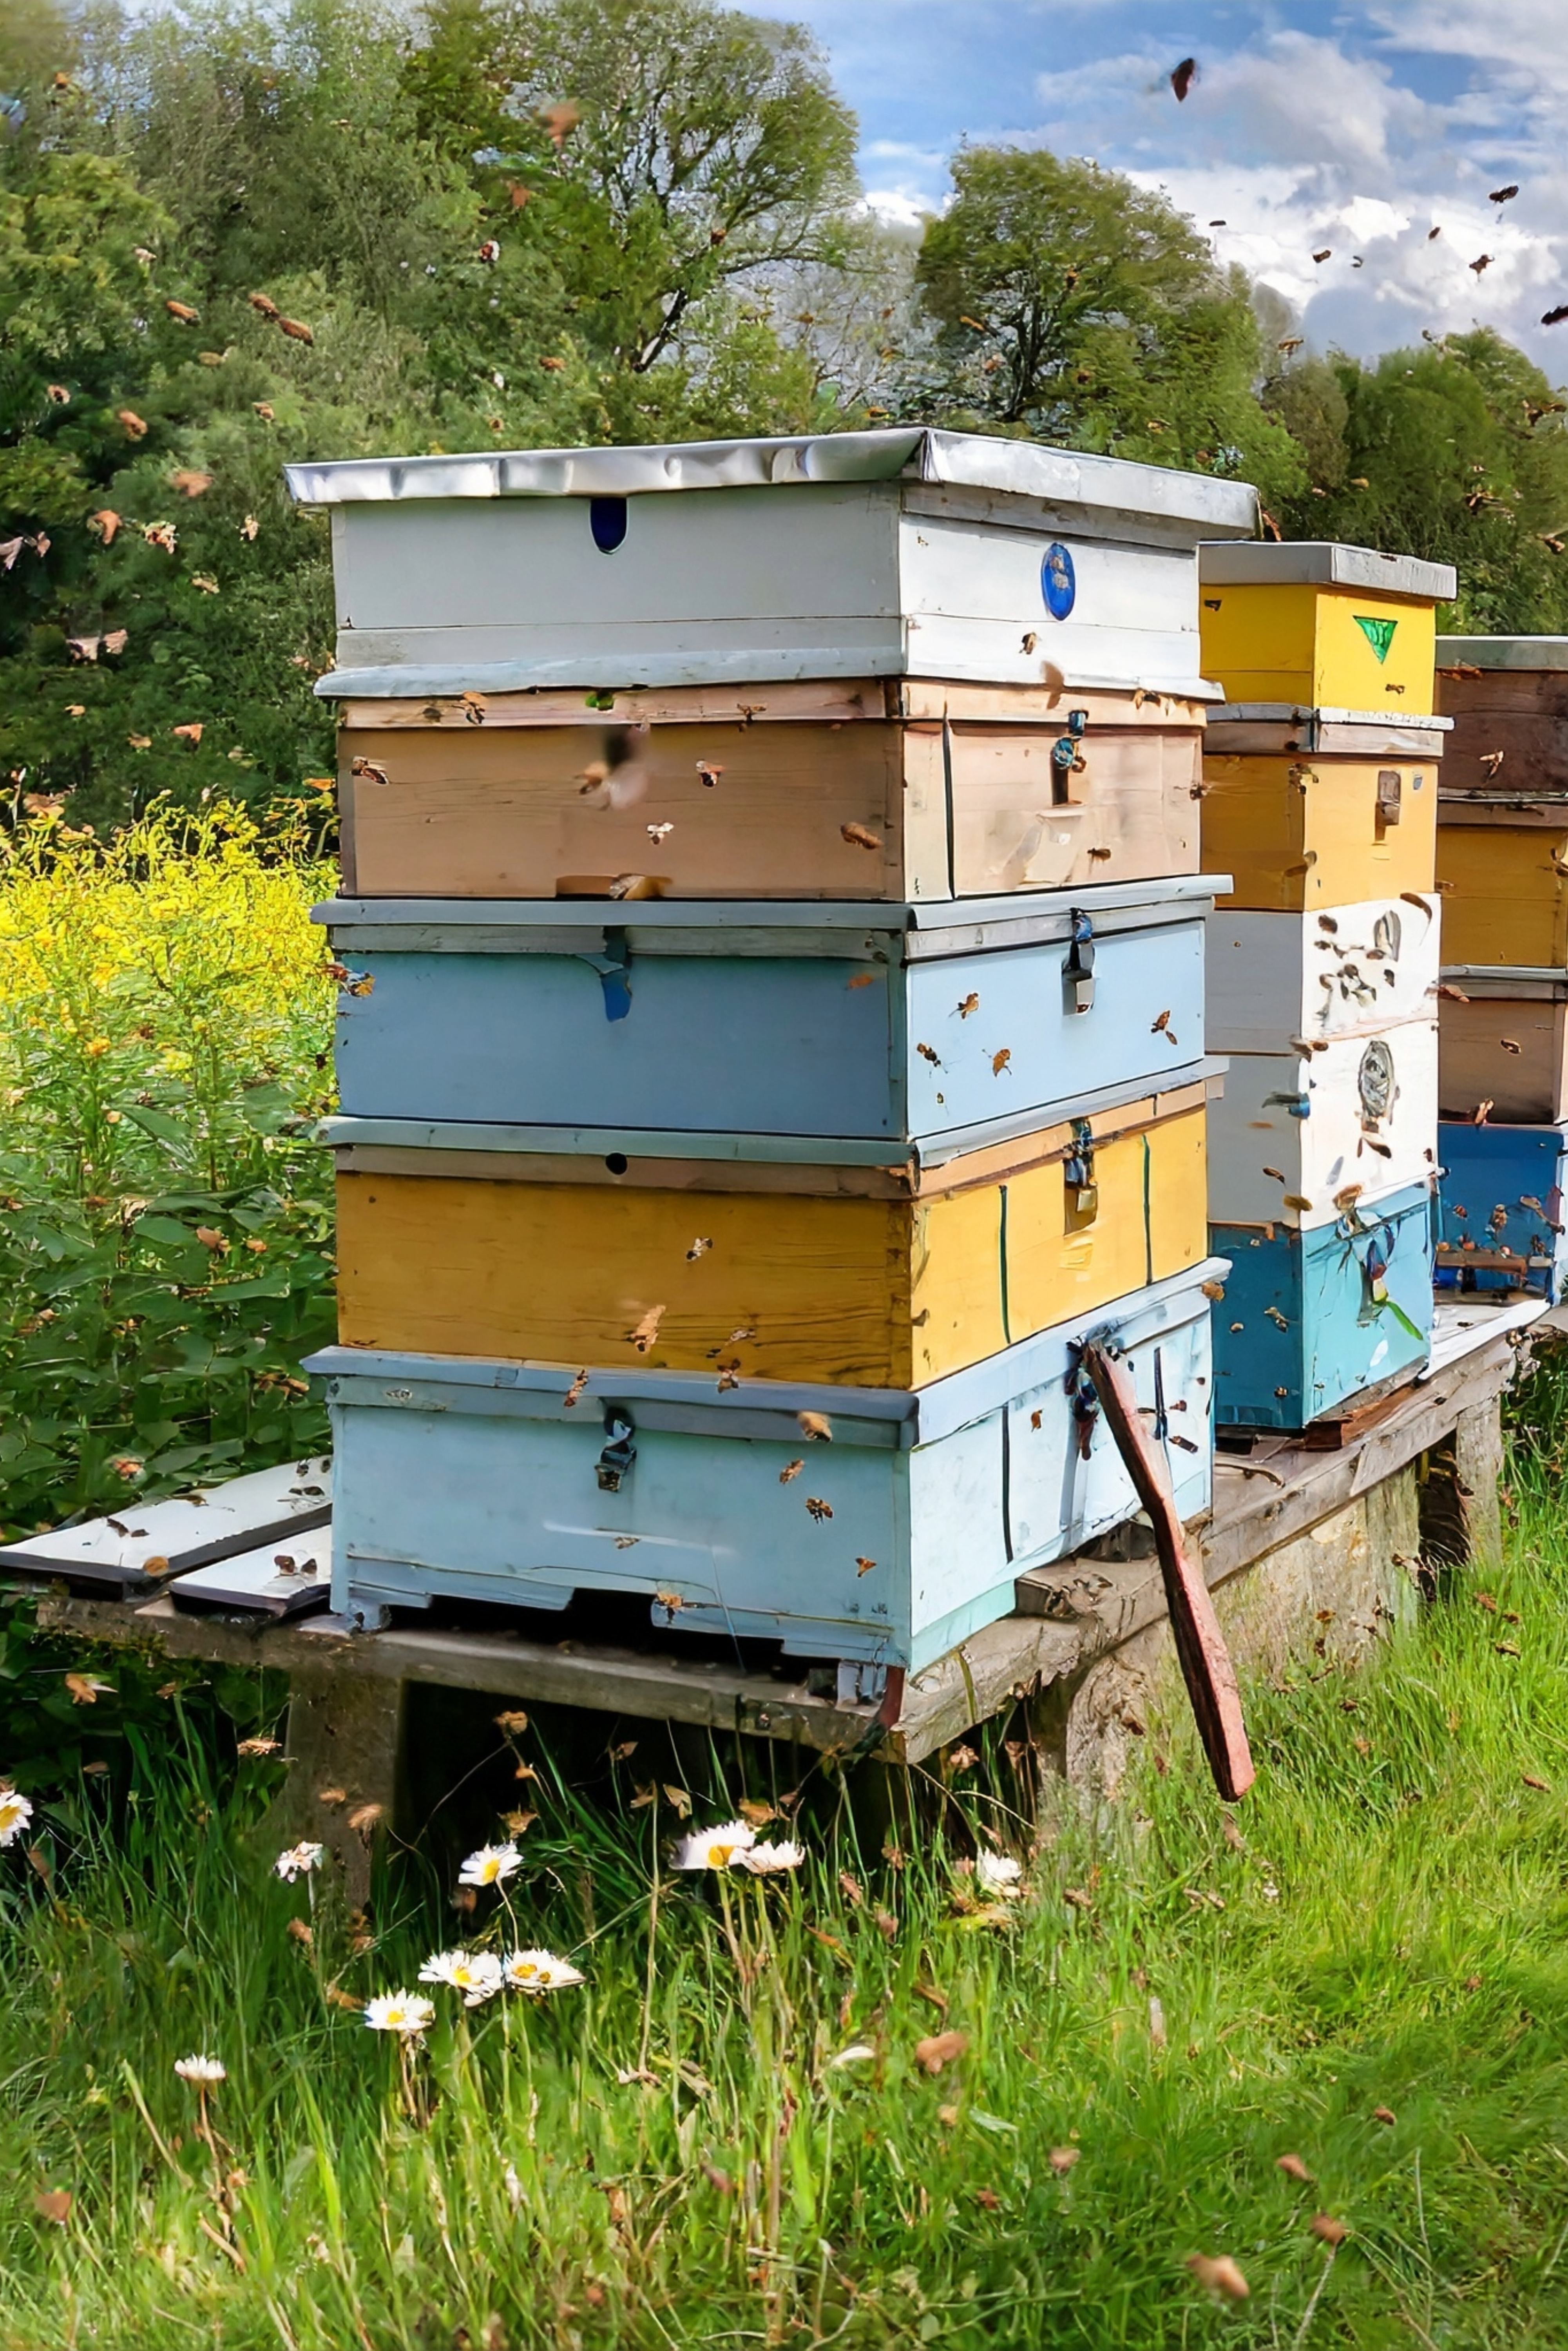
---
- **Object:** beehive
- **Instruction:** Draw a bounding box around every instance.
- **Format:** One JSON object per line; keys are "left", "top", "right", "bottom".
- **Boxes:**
{"left": 335, "top": 681, "right": 1205, "bottom": 904}
{"left": 1212, "top": 1181, "right": 1434, "bottom": 1428}
{"left": 332, "top": 1080, "right": 1211, "bottom": 1390}
{"left": 1204, "top": 1018, "right": 1438, "bottom": 1227}
{"left": 1206, "top": 894, "right": 1440, "bottom": 1054}
{"left": 1435, "top": 636, "right": 1568, "bottom": 796}
{"left": 1198, "top": 543, "right": 1454, "bottom": 715}
{"left": 290, "top": 429, "right": 1256, "bottom": 702}
{"left": 1438, "top": 968, "right": 1568, "bottom": 1125}
{"left": 320, "top": 880, "right": 1219, "bottom": 1151}
{"left": 308, "top": 1259, "right": 1221, "bottom": 1667}
{"left": 1198, "top": 745, "right": 1441, "bottom": 909}
{"left": 1434, "top": 1118, "right": 1567, "bottom": 1299}
{"left": 1434, "top": 805, "right": 1568, "bottom": 965}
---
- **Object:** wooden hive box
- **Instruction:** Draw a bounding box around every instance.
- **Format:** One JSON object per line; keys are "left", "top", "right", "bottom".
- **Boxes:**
{"left": 332, "top": 1080, "right": 1213, "bottom": 1391}
{"left": 1435, "top": 802, "right": 1568, "bottom": 965}
{"left": 1435, "top": 635, "right": 1568, "bottom": 796}
{"left": 1211, "top": 1179, "right": 1434, "bottom": 1429}
{"left": 1435, "top": 1118, "right": 1567, "bottom": 1299}
{"left": 334, "top": 679, "right": 1205, "bottom": 904}
{"left": 319, "top": 879, "right": 1220, "bottom": 1153}
{"left": 1197, "top": 542, "right": 1454, "bottom": 715}
{"left": 288, "top": 428, "right": 1256, "bottom": 703}
{"left": 1438, "top": 968, "right": 1568, "bottom": 1124}
{"left": 1198, "top": 736, "right": 1441, "bottom": 909}
{"left": 306, "top": 1258, "right": 1222, "bottom": 1670}
{"left": 1205, "top": 1016, "right": 1438, "bottom": 1228}
{"left": 1207, "top": 893, "right": 1440, "bottom": 1054}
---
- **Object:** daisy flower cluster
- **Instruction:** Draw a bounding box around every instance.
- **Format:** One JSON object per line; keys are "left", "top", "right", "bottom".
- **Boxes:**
{"left": 672, "top": 1819, "right": 805, "bottom": 1875}
{"left": 360, "top": 1844, "right": 585, "bottom": 2038}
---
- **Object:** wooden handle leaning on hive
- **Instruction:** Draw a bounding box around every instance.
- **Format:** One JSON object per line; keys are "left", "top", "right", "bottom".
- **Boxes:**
{"left": 1081, "top": 1341, "right": 1255, "bottom": 1802}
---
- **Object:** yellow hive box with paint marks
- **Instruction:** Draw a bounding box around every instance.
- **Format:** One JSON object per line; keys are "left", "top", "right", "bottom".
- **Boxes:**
{"left": 1435, "top": 805, "right": 1568, "bottom": 967}
{"left": 1199, "top": 746, "right": 1439, "bottom": 910}
{"left": 332, "top": 1085, "right": 1212, "bottom": 1391}
{"left": 1198, "top": 542, "right": 1454, "bottom": 715}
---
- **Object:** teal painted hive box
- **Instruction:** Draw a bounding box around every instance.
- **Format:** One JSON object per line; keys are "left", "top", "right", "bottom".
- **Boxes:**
{"left": 306, "top": 1259, "right": 1222, "bottom": 1677}
{"left": 1211, "top": 1180, "right": 1433, "bottom": 1429}
{"left": 319, "top": 878, "right": 1219, "bottom": 1156}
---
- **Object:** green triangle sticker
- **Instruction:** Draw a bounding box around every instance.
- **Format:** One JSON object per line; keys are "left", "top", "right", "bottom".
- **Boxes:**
{"left": 1354, "top": 614, "right": 1398, "bottom": 663}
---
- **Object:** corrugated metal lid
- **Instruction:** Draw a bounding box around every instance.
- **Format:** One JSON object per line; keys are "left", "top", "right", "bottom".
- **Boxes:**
{"left": 1199, "top": 540, "right": 1456, "bottom": 601}
{"left": 1437, "top": 635, "right": 1568, "bottom": 670}
{"left": 286, "top": 425, "right": 1258, "bottom": 534}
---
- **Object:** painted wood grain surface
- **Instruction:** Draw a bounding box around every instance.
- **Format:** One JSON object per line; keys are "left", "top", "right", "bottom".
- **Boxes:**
{"left": 1201, "top": 583, "right": 1438, "bottom": 714}
{"left": 1435, "top": 663, "right": 1568, "bottom": 796}
{"left": 1212, "top": 1179, "right": 1434, "bottom": 1427}
{"left": 1435, "top": 817, "right": 1568, "bottom": 965}
{"left": 328, "top": 912, "right": 1209, "bottom": 1145}
{"left": 1207, "top": 894, "right": 1439, "bottom": 1052}
{"left": 327, "top": 485, "right": 1223, "bottom": 696}
{"left": 1439, "top": 983, "right": 1568, "bottom": 1122}
{"left": 1435, "top": 1119, "right": 1568, "bottom": 1299}
{"left": 333, "top": 1103, "right": 1206, "bottom": 1387}
{"left": 1201, "top": 755, "right": 1439, "bottom": 909}
{"left": 338, "top": 711, "right": 1200, "bottom": 902}
{"left": 323, "top": 1271, "right": 1217, "bottom": 1670}
{"left": 1207, "top": 1017, "right": 1439, "bottom": 1226}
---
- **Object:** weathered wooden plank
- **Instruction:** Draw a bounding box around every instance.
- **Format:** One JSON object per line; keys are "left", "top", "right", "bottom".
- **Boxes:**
{"left": 1439, "top": 984, "right": 1568, "bottom": 1123}
{"left": 1084, "top": 1340, "right": 1254, "bottom": 1800}
{"left": 0, "top": 1458, "right": 333, "bottom": 1598}
{"left": 333, "top": 1103, "right": 1208, "bottom": 1387}
{"left": 337, "top": 707, "right": 1200, "bottom": 903}
{"left": 1435, "top": 661, "right": 1568, "bottom": 796}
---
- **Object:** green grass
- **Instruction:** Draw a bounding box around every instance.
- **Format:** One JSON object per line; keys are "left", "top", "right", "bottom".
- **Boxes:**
{"left": 2, "top": 1401, "right": 1568, "bottom": 2349}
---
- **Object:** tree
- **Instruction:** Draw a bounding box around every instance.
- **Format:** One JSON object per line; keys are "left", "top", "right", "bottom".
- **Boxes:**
{"left": 1269, "top": 331, "right": 1568, "bottom": 631}
{"left": 907, "top": 147, "right": 1305, "bottom": 509}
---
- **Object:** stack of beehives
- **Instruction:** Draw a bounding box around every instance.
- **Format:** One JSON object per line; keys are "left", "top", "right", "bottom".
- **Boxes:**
{"left": 1434, "top": 638, "right": 1568, "bottom": 1298}
{"left": 291, "top": 428, "right": 1253, "bottom": 1692}
{"left": 1195, "top": 542, "right": 1456, "bottom": 1430}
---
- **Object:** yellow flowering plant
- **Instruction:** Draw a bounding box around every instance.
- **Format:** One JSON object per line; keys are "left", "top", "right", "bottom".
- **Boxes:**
{"left": 0, "top": 796, "right": 338, "bottom": 1533}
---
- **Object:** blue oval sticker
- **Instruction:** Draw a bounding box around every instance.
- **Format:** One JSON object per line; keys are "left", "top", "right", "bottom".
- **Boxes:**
{"left": 1041, "top": 541, "right": 1076, "bottom": 620}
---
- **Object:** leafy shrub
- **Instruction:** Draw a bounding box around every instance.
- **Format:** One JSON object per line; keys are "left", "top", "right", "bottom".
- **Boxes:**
{"left": 0, "top": 797, "right": 336, "bottom": 1535}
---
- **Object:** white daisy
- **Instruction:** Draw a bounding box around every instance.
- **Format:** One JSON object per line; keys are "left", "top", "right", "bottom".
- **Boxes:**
{"left": 273, "top": 1840, "right": 324, "bottom": 1882}
{"left": 363, "top": 1992, "right": 435, "bottom": 2036}
{"left": 418, "top": 1948, "right": 504, "bottom": 2005}
{"left": 672, "top": 1818, "right": 756, "bottom": 1870}
{"left": 0, "top": 1789, "right": 33, "bottom": 1848}
{"left": 458, "top": 1842, "right": 521, "bottom": 1889}
{"left": 173, "top": 2054, "right": 226, "bottom": 2085}
{"left": 502, "top": 1948, "right": 585, "bottom": 1993}
{"left": 975, "top": 1851, "right": 1025, "bottom": 1899}
{"left": 736, "top": 1839, "right": 805, "bottom": 1875}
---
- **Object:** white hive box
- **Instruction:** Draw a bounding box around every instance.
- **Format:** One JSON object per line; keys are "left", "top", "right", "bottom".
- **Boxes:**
{"left": 286, "top": 429, "right": 1257, "bottom": 702}
{"left": 1207, "top": 893, "right": 1441, "bottom": 1054}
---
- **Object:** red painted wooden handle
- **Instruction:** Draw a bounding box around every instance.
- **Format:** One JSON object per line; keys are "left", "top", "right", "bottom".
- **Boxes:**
{"left": 1083, "top": 1342, "right": 1255, "bottom": 1801}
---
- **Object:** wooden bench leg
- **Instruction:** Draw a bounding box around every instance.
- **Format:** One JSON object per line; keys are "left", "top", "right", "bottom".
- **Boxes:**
{"left": 1418, "top": 1397, "right": 1504, "bottom": 1570}
{"left": 271, "top": 1671, "right": 405, "bottom": 1911}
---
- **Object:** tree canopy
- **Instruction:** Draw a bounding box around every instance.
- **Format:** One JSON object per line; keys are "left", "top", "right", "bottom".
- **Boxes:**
{"left": 5, "top": 1, "right": 1568, "bottom": 829}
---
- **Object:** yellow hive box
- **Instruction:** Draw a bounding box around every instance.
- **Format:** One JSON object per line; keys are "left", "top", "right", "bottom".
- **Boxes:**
{"left": 1200, "top": 750, "right": 1438, "bottom": 910}
{"left": 334, "top": 1087, "right": 1211, "bottom": 1391}
{"left": 1436, "top": 806, "right": 1568, "bottom": 967}
{"left": 1199, "top": 542, "right": 1454, "bottom": 715}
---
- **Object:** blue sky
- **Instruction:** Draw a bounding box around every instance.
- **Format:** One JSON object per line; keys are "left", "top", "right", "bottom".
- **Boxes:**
{"left": 750, "top": 0, "right": 1568, "bottom": 365}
